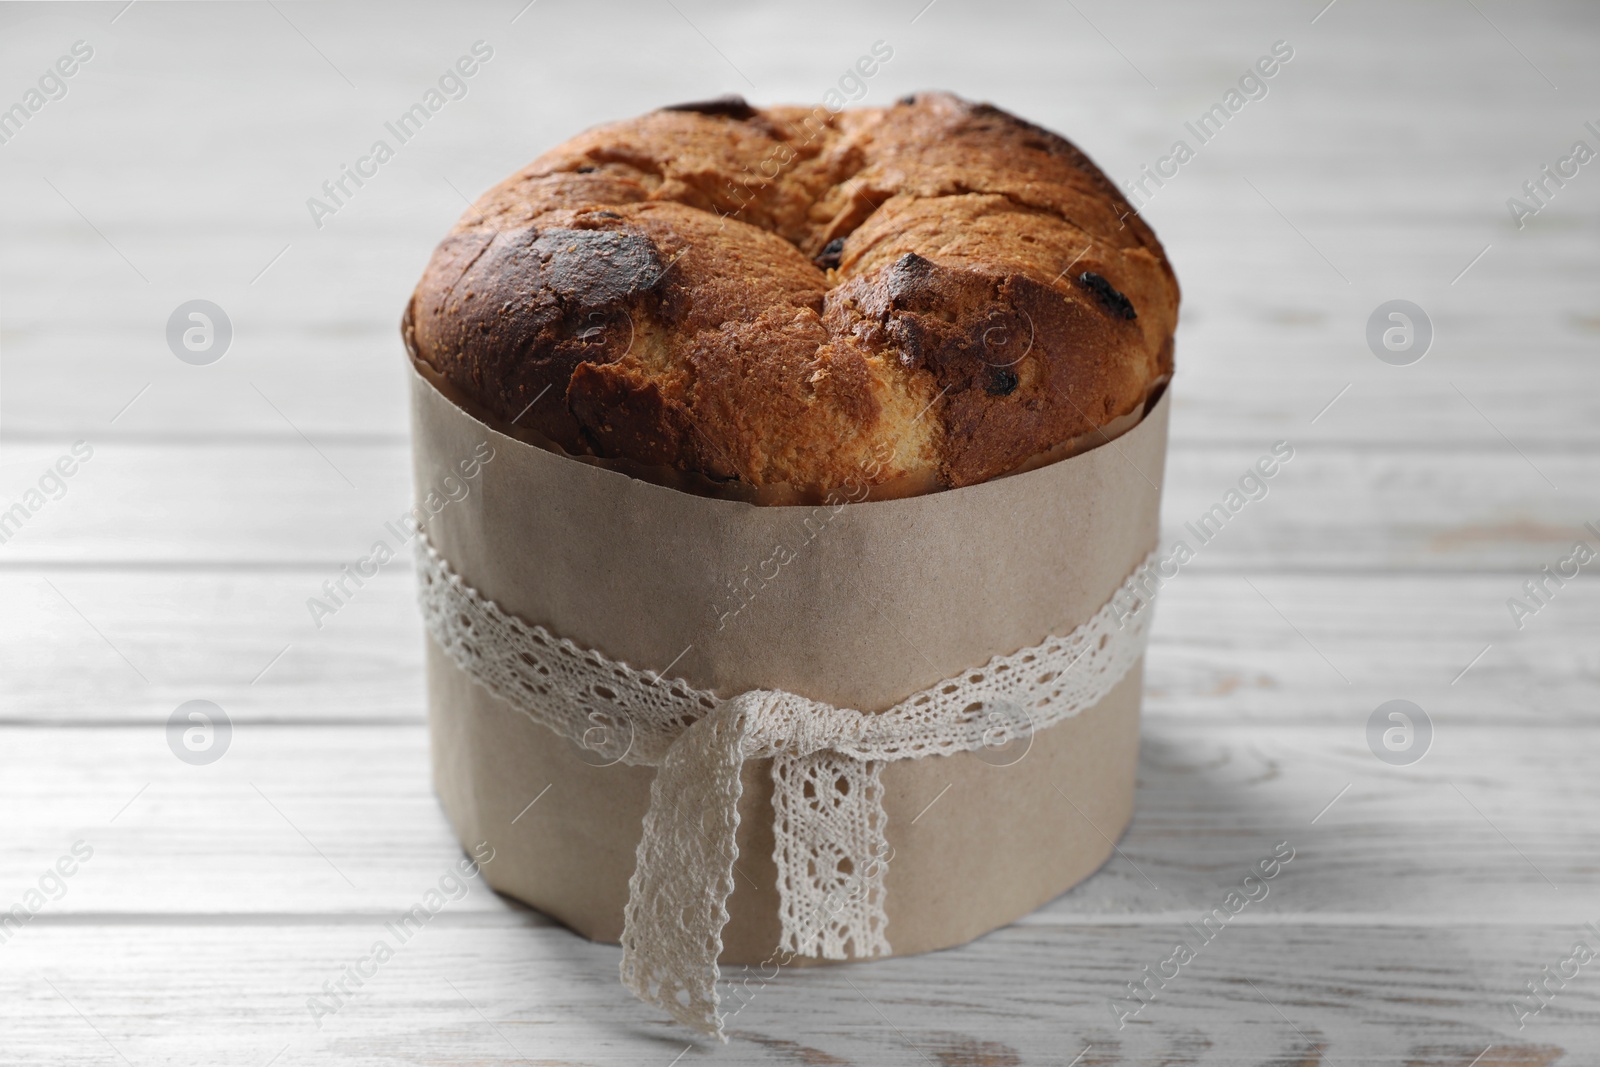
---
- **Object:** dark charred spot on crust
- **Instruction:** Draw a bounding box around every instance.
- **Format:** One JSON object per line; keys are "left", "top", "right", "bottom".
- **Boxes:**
{"left": 875, "top": 255, "right": 1037, "bottom": 388}
{"left": 1077, "top": 271, "right": 1137, "bottom": 320}
{"left": 416, "top": 225, "right": 669, "bottom": 451}
{"left": 532, "top": 228, "right": 666, "bottom": 306}
{"left": 575, "top": 165, "right": 597, "bottom": 173}
{"left": 591, "top": 210, "right": 622, "bottom": 219}
{"left": 897, "top": 94, "right": 918, "bottom": 106}
{"left": 814, "top": 237, "right": 845, "bottom": 271}
{"left": 967, "top": 101, "right": 1067, "bottom": 147}
{"left": 985, "top": 366, "right": 1019, "bottom": 396}
{"left": 662, "top": 95, "right": 757, "bottom": 121}
{"left": 885, "top": 252, "right": 939, "bottom": 310}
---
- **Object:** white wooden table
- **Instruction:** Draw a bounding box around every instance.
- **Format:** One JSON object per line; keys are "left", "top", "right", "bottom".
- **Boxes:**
{"left": 3, "top": 1, "right": 1597, "bottom": 1063}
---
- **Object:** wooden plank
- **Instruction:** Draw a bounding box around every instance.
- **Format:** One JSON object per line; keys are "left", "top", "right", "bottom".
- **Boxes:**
{"left": 1, "top": 722, "right": 1593, "bottom": 921}
{"left": 2, "top": 190, "right": 1594, "bottom": 446}
{"left": 1, "top": 7, "right": 1595, "bottom": 447}
{"left": 6, "top": 304, "right": 1599, "bottom": 446}
{"left": 1, "top": 438, "right": 1592, "bottom": 568}
{"left": 0, "top": 922, "right": 1591, "bottom": 1064}
{"left": 1, "top": 571, "right": 1591, "bottom": 725}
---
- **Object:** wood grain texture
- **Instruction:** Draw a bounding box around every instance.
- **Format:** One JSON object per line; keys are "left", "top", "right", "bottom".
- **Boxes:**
{"left": 1, "top": 723, "right": 1593, "bottom": 923}
{"left": 1, "top": 0, "right": 1597, "bottom": 1062}
{"left": 0, "top": 925, "right": 1592, "bottom": 1065}
{"left": 0, "top": 440, "right": 1594, "bottom": 569}
{"left": 1, "top": 571, "right": 1593, "bottom": 725}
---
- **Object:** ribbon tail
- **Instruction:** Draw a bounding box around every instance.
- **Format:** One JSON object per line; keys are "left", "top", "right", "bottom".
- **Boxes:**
{"left": 772, "top": 753, "right": 892, "bottom": 960}
{"left": 620, "top": 694, "right": 764, "bottom": 1040}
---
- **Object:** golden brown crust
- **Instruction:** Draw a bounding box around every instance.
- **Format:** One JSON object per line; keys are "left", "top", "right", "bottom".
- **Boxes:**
{"left": 405, "top": 92, "right": 1178, "bottom": 493}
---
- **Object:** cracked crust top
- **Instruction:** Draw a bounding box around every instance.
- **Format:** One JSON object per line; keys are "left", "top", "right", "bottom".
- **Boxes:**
{"left": 404, "top": 92, "right": 1178, "bottom": 494}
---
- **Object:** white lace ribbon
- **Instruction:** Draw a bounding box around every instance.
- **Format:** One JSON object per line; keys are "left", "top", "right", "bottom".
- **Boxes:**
{"left": 416, "top": 533, "right": 1157, "bottom": 1038}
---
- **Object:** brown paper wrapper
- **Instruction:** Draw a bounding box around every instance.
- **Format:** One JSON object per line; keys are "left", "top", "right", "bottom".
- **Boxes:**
{"left": 412, "top": 360, "right": 1169, "bottom": 964}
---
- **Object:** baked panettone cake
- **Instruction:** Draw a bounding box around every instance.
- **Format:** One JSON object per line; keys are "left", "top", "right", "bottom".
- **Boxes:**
{"left": 405, "top": 91, "right": 1177, "bottom": 495}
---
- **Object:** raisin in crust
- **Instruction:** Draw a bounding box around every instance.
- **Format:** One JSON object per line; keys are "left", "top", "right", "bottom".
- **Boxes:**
{"left": 404, "top": 92, "right": 1178, "bottom": 493}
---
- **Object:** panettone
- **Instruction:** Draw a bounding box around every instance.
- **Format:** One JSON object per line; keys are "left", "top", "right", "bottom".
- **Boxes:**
{"left": 404, "top": 91, "right": 1177, "bottom": 495}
